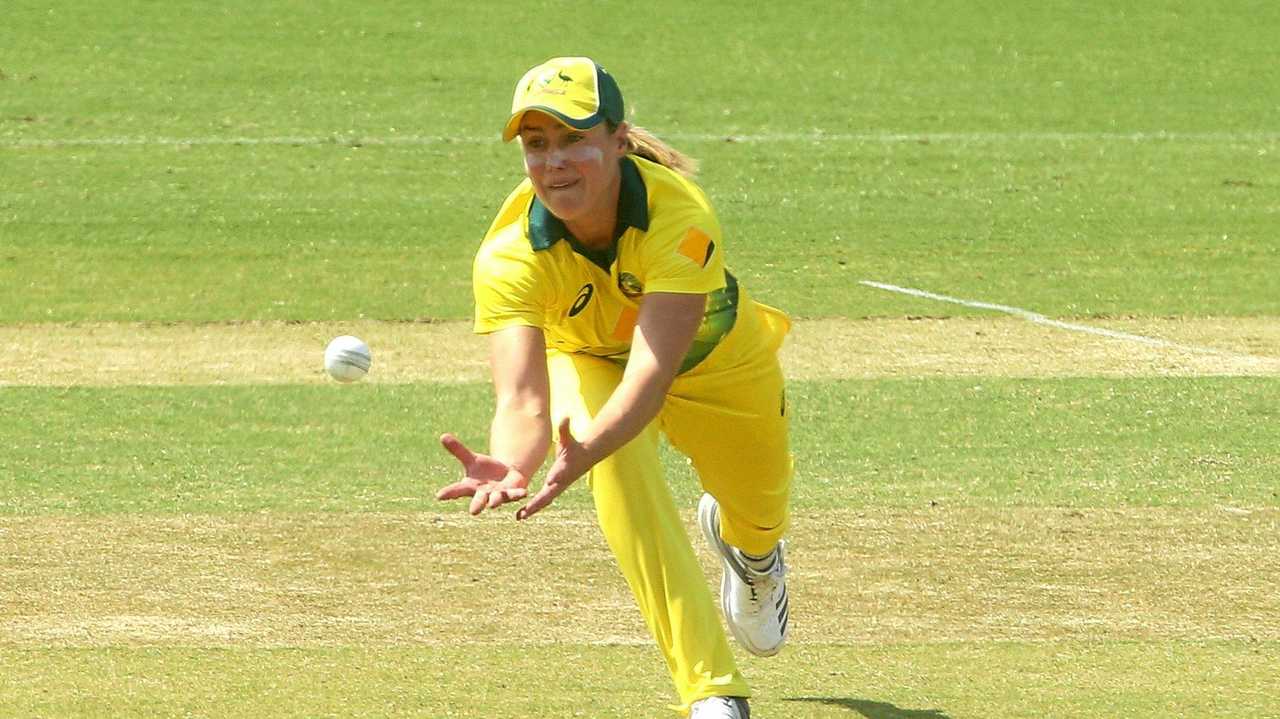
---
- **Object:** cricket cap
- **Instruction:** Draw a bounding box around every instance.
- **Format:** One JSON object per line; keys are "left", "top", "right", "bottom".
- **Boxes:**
{"left": 502, "top": 57, "right": 624, "bottom": 142}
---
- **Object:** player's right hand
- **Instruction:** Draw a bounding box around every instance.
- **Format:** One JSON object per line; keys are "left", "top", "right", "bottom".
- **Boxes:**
{"left": 436, "top": 433, "right": 530, "bottom": 515}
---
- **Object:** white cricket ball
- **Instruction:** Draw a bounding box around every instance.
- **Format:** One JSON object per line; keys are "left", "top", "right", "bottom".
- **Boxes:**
{"left": 324, "top": 335, "right": 372, "bottom": 382}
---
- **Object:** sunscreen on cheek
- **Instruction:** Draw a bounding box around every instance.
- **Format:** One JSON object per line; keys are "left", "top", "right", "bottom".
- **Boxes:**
{"left": 523, "top": 145, "right": 604, "bottom": 171}
{"left": 565, "top": 145, "right": 604, "bottom": 165}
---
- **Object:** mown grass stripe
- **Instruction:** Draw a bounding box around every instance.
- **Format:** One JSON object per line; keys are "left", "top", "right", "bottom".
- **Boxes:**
{"left": 2, "top": 318, "right": 1276, "bottom": 388}
{"left": 2, "top": 640, "right": 1274, "bottom": 719}
{"left": 4, "top": 130, "right": 1279, "bottom": 149}
{"left": 2, "top": 508, "right": 1276, "bottom": 648}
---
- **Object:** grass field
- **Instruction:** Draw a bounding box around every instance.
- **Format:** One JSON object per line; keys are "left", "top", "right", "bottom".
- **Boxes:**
{"left": 3, "top": 1, "right": 1279, "bottom": 717}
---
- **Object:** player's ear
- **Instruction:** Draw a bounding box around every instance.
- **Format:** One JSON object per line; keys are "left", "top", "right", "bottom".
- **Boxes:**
{"left": 613, "top": 121, "right": 631, "bottom": 154}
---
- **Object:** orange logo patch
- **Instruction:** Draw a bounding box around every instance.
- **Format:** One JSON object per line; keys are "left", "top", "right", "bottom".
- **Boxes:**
{"left": 611, "top": 306, "right": 638, "bottom": 341}
{"left": 677, "top": 227, "right": 715, "bottom": 267}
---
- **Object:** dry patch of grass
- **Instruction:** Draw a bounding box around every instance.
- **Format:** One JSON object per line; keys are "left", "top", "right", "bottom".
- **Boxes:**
{"left": 1, "top": 317, "right": 1277, "bottom": 386}
{"left": 2, "top": 507, "right": 1275, "bottom": 648}
{"left": 789, "top": 316, "right": 1280, "bottom": 379}
{"left": 0, "top": 321, "right": 489, "bottom": 386}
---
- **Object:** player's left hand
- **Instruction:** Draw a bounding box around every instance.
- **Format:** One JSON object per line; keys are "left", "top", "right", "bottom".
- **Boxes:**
{"left": 435, "top": 433, "right": 530, "bottom": 516}
{"left": 517, "top": 417, "right": 592, "bottom": 520}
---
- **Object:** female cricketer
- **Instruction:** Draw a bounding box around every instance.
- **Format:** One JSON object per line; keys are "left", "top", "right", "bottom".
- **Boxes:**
{"left": 436, "top": 57, "right": 793, "bottom": 719}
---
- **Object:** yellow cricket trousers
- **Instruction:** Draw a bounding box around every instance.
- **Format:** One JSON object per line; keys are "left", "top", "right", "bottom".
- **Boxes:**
{"left": 547, "top": 300, "right": 793, "bottom": 714}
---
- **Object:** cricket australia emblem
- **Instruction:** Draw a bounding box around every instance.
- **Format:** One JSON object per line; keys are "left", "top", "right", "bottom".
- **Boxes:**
{"left": 617, "top": 272, "right": 644, "bottom": 298}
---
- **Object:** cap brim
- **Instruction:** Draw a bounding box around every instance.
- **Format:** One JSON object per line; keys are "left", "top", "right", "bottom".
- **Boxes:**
{"left": 501, "top": 106, "right": 604, "bottom": 142}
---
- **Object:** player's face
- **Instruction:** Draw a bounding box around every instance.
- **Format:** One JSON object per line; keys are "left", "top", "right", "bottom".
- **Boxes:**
{"left": 518, "top": 112, "right": 626, "bottom": 227}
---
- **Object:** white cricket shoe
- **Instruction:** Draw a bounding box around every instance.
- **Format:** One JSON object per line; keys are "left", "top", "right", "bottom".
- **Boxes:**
{"left": 690, "top": 696, "right": 750, "bottom": 718}
{"left": 697, "top": 493, "right": 789, "bottom": 657}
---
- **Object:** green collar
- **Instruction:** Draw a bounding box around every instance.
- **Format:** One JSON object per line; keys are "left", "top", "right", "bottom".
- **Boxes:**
{"left": 527, "top": 157, "right": 650, "bottom": 269}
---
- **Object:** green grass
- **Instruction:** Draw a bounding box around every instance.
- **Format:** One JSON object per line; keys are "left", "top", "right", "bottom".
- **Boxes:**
{"left": 6, "top": 2, "right": 1277, "bottom": 136}
{"left": 2, "top": 1, "right": 1278, "bottom": 717}
{"left": 2, "top": 641, "right": 1275, "bottom": 718}
{"left": 4, "top": 1, "right": 1279, "bottom": 322}
{"left": 4, "top": 137, "right": 1277, "bottom": 322}
{"left": 2, "top": 378, "right": 1275, "bottom": 515}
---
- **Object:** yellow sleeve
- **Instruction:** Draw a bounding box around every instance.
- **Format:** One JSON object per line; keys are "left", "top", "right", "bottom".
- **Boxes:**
{"left": 641, "top": 208, "right": 727, "bottom": 295}
{"left": 472, "top": 238, "right": 551, "bottom": 335}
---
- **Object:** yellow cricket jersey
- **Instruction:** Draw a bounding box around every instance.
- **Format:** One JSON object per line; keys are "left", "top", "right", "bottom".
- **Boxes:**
{"left": 473, "top": 155, "right": 744, "bottom": 373}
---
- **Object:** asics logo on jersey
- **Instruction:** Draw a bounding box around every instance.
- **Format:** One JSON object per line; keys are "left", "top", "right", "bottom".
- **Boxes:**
{"left": 569, "top": 283, "right": 594, "bottom": 317}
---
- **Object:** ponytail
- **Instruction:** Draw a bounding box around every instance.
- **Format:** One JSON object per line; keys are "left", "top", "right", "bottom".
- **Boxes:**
{"left": 620, "top": 124, "right": 699, "bottom": 178}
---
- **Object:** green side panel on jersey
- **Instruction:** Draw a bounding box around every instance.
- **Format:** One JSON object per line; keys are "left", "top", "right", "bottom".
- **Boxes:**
{"left": 678, "top": 271, "right": 740, "bottom": 374}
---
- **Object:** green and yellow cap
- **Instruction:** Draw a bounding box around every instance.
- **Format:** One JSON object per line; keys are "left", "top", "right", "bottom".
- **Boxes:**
{"left": 501, "top": 57, "right": 624, "bottom": 142}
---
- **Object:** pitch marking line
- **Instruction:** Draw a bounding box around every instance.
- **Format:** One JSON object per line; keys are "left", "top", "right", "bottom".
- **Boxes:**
{"left": 3, "top": 130, "right": 1279, "bottom": 149}
{"left": 860, "top": 280, "right": 1260, "bottom": 360}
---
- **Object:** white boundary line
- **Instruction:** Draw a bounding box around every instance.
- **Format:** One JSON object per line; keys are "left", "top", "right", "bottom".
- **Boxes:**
{"left": 3, "top": 130, "right": 1278, "bottom": 149}
{"left": 859, "top": 280, "right": 1261, "bottom": 360}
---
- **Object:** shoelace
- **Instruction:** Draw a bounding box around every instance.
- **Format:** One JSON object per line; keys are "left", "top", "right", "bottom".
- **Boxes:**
{"left": 742, "top": 572, "right": 778, "bottom": 616}
{"left": 712, "top": 506, "right": 782, "bottom": 618}
{"left": 733, "top": 550, "right": 783, "bottom": 611}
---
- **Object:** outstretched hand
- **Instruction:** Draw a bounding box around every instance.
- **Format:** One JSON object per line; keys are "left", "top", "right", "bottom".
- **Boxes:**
{"left": 517, "top": 417, "right": 593, "bottom": 521}
{"left": 435, "top": 433, "right": 530, "bottom": 515}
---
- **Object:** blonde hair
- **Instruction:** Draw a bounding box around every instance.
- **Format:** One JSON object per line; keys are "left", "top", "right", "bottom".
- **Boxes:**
{"left": 617, "top": 124, "right": 699, "bottom": 178}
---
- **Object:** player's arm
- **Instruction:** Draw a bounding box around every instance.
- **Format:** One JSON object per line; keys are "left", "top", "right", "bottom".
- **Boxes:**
{"left": 437, "top": 325, "right": 551, "bottom": 515}
{"left": 584, "top": 292, "right": 705, "bottom": 457}
{"left": 517, "top": 291, "right": 705, "bottom": 519}
{"left": 486, "top": 325, "right": 553, "bottom": 478}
